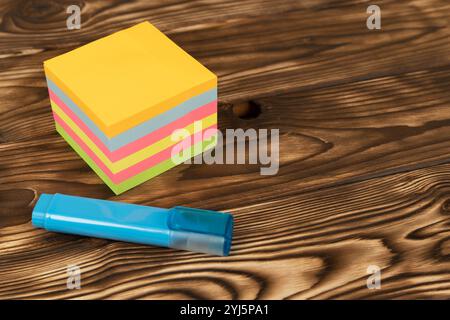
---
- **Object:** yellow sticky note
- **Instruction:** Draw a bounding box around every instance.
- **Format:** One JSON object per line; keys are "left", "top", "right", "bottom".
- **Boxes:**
{"left": 44, "top": 21, "right": 217, "bottom": 138}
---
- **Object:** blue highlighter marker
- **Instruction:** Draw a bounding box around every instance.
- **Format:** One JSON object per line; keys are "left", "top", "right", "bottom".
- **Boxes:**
{"left": 32, "top": 193, "right": 233, "bottom": 256}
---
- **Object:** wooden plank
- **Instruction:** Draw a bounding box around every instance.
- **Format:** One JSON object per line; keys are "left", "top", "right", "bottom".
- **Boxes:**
{"left": 1, "top": 0, "right": 450, "bottom": 299}
{"left": 3, "top": 66, "right": 450, "bottom": 227}
{"left": 1, "top": 0, "right": 449, "bottom": 144}
{"left": 2, "top": 162, "right": 450, "bottom": 299}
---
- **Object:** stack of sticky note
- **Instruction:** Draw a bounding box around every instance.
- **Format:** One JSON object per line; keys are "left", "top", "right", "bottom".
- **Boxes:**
{"left": 44, "top": 22, "right": 217, "bottom": 194}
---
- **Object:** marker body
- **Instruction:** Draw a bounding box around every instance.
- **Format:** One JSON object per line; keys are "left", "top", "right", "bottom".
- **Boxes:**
{"left": 32, "top": 193, "right": 233, "bottom": 256}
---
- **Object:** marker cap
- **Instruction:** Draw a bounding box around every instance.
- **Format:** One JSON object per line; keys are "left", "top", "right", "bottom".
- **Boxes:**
{"left": 168, "top": 206, "right": 233, "bottom": 256}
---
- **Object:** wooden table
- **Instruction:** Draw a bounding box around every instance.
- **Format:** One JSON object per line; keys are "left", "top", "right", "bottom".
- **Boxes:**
{"left": 1, "top": 0, "right": 450, "bottom": 299}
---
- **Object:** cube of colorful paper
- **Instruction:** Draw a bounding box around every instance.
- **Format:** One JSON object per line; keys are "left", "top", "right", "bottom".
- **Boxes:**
{"left": 43, "top": 22, "right": 217, "bottom": 194}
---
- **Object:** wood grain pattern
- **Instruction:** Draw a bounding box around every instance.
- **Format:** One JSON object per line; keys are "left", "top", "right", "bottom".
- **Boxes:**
{"left": 2, "top": 162, "right": 450, "bottom": 299}
{"left": 1, "top": 0, "right": 450, "bottom": 299}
